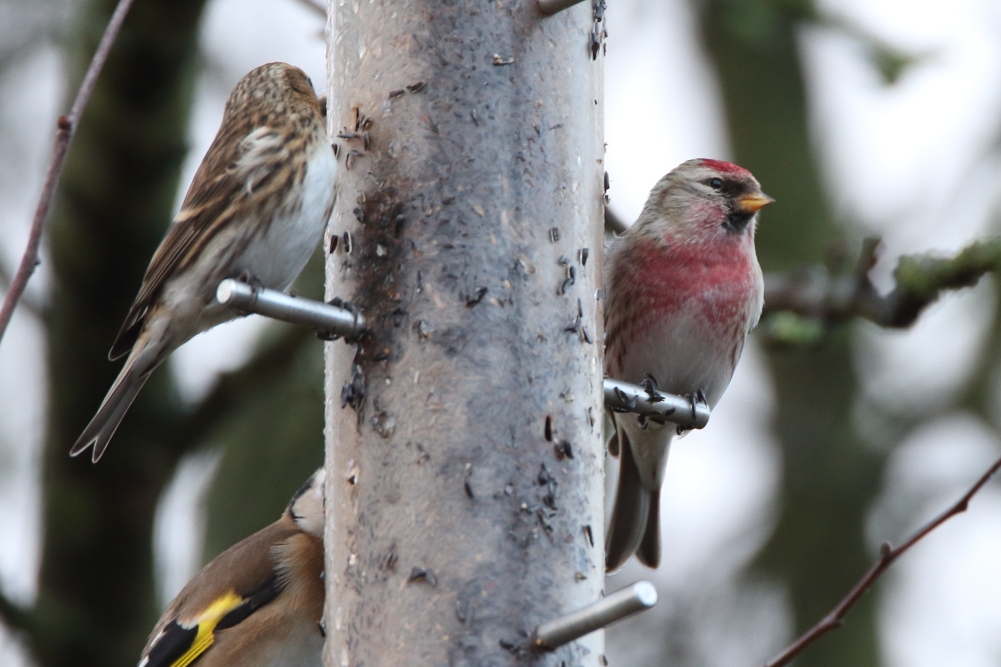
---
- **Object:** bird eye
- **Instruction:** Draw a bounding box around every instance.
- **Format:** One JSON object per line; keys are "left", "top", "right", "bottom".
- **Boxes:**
{"left": 709, "top": 178, "right": 723, "bottom": 190}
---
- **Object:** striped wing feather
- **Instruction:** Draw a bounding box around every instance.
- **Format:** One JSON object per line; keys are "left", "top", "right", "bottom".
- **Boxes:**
{"left": 109, "top": 120, "right": 286, "bottom": 360}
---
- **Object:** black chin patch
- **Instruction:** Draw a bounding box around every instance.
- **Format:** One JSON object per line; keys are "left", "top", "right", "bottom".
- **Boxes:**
{"left": 723, "top": 210, "right": 753, "bottom": 234}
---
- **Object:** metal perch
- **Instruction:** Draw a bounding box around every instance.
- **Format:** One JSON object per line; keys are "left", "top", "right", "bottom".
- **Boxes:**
{"left": 217, "top": 280, "right": 711, "bottom": 430}
{"left": 215, "top": 279, "right": 365, "bottom": 339}
{"left": 603, "top": 378, "right": 711, "bottom": 430}
{"left": 532, "top": 581, "right": 658, "bottom": 650}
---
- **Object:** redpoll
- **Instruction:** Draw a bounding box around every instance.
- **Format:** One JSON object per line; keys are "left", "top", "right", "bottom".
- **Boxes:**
{"left": 604, "top": 159, "right": 770, "bottom": 571}
{"left": 71, "top": 62, "right": 335, "bottom": 461}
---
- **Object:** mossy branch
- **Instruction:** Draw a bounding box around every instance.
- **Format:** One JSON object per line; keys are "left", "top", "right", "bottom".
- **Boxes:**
{"left": 760, "top": 238, "right": 1001, "bottom": 343}
{"left": 890, "top": 240, "right": 1001, "bottom": 322}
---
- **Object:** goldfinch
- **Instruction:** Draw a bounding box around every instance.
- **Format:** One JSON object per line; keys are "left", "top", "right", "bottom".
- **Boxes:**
{"left": 139, "top": 468, "right": 325, "bottom": 667}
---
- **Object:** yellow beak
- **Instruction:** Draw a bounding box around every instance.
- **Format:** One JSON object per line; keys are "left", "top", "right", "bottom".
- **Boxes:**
{"left": 735, "top": 192, "right": 774, "bottom": 214}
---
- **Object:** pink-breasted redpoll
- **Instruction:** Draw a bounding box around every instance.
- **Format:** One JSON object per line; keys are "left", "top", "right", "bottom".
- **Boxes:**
{"left": 604, "top": 158, "right": 770, "bottom": 571}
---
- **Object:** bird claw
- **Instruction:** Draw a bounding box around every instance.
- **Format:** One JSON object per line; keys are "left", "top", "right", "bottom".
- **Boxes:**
{"left": 612, "top": 386, "right": 638, "bottom": 412}
{"left": 236, "top": 270, "right": 265, "bottom": 292}
{"left": 688, "top": 388, "right": 707, "bottom": 419}
{"left": 676, "top": 389, "right": 707, "bottom": 436}
{"left": 640, "top": 372, "right": 665, "bottom": 403}
{"left": 228, "top": 271, "right": 264, "bottom": 316}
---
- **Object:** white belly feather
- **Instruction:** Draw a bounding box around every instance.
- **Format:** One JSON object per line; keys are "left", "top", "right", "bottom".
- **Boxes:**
{"left": 231, "top": 142, "right": 336, "bottom": 289}
{"left": 156, "top": 142, "right": 335, "bottom": 349}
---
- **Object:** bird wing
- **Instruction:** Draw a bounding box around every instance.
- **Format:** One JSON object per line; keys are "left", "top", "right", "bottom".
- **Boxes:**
{"left": 139, "top": 522, "right": 297, "bottom": 667}
{"left": 138, "top": 576, "right": 285, "bottom": 667}
{"left": 109, "top": 123, "right": 287, "bottom": 360}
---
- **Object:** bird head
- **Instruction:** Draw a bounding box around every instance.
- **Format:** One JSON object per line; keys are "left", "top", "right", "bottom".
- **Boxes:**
{"left": 635, "top": 158, "right": 773, "bottom": 245}
{"left": 286, "top": 468, "right": 325, "bottom": 538}
{"left": 223, "top": 62, "right": 324, "bottom": 126}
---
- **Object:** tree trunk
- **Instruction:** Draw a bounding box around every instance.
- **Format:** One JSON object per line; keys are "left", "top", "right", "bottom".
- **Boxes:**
{"left": 323, "top": 2, "right": 606, "bottom": 665}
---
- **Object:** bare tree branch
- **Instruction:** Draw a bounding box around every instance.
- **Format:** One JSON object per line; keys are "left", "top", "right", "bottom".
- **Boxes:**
{"left": 0, "top": 0, "right": 135, "bottom": 345}
{"left": 0, "top": 259, "right": 45, "bottom": 320}
{"left": 605, "top": 228, "right": 1000, "bottom": 341}
{"left": 760, "top": 238, "right": 1001, "bottom": 343}
{"left": 764, "top": 455, "right": 1001, "bottom": 667}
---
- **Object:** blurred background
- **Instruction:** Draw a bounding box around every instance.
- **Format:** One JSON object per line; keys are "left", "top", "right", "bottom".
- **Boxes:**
{"left": 1, "top": 0, "right": 1000, "bottom": 666}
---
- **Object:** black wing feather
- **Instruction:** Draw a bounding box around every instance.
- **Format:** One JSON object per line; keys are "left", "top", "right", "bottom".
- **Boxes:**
{"left": 216, "top": 574, "right": 284, "bottom": 631}
{"left": 141, "top": 574, "right": 287, "bottom": 667}
{"left": 141, "top": 622, "right": 197, "bottom": 667}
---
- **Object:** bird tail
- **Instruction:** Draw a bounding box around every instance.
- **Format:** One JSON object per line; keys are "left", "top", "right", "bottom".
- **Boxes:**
{"left": 605, "top": 427, "right": 662, "bottom": 571}
{"left": 70, "top": 338, "right": 160, "bottom": 462}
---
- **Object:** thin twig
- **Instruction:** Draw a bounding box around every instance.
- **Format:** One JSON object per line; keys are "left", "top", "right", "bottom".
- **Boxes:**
{"left": 0, "top": 260, "right": 45, "bottom": 320}
{"left": 0, "top": 0, "right": 135, "bottom": 345}
{"left": 288, "top": 0, "right": 326, "bottom": 18}
{"left": 764, "top": 456, "right": 1001, "bottom": 667}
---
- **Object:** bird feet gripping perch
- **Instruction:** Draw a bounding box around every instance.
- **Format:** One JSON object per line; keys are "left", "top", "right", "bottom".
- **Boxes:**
{"left": 678, "top": 389, "right": 708, "bottom": 436}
